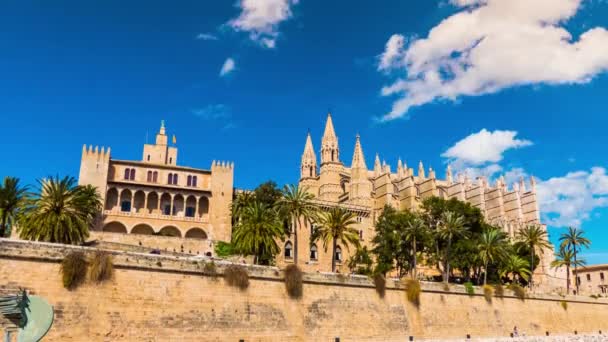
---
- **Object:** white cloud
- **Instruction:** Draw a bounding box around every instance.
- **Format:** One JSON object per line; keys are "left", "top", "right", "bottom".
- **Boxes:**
{"left": 220, "top": 58, "right": 236, "bottom": 77}
{"left": 442, "top": 129, "right": 532, "bottom": 165}
{"left": 228, "top": 0, "right": 299, "bottom": 48}
{"left": 378, "top": 0, "right": 608, "bottom": 120}
{"left": 537, "top": 167, "right": 608, "bottom": 227}
{"left": 196, "top": 33, "right": 218, "bottom": 41}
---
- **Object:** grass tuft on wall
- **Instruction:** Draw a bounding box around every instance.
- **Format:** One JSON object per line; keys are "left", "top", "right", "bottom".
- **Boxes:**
{"left": 224, "top": 265, "right": 249, "bottom": 290}
{"left": 203, "top": 261, "right": 217, "bottom": 276}
{"left": 373, "top": 274, "right": 386, "bottom": 298}
{"left": 464, "top": 282, "right": 475, "bottom": 296}
{"left": 561, "top": 300, "right": 568, "bottom": 310}
{"left": 494, "top": 284, "right": 504, "bottom": 297}
{"left": 284, "top": 264, "right": 303, "bottom": 299}
{"left": 508, "top": 283, "right": 526, "bottom": 300}
{"left": 60, "top": 251, "right": 88, "bottom": 290}
{"left": 483, "top": 284, "right": 494, "bottom": 303}
{"left": 404, "top": 278, "right": 421, "bottom": 307}
{"left": 89, "top": 251, "right": 114, "bottom": 283}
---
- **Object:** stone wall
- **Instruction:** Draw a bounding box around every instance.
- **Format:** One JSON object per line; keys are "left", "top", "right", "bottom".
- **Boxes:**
{"left": 1, "top": 239, "right": 608, "bottom": 341}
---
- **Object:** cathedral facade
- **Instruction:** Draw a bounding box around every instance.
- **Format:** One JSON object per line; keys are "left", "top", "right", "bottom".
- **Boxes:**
{"left": 276, "top": 113, "right": 544, "bottom": 274}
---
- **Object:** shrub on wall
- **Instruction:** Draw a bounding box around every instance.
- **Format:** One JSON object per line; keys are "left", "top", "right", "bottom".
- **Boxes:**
{"left": 494, "top": 284, "right": 504, "bottom": 297}
{"left": 224, "top": 265, "right": 249, "bottom": 290}
{"left": 508, "top": 284, "right": 526, "bottom": 300}
{"left": 60, "top": 251, "right": 88, "bottom": 290}
{"left": 373, "top": 274, "right": 386, "bottom": 298}
{"left": 203, "top": 261, "right": 217, "bottom": 276}
{"left": 404, "top": 279, "right": 421, "bottom": 307}
{"left": 89, "top": 251, "right": 114, "bottom": 283}
{"left": 284, "top": 264, "right": 303, "bottom": 299}
{"left": 464, "top": 282, "right": 475, "bottom": 296}
{"left": 483, "top": 284, "right": 494, "bottom": 303}
{"left": 561, "top": 300, "right": 568, "bottom": 310}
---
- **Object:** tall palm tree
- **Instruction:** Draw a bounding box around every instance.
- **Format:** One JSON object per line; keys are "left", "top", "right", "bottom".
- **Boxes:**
{"left": 232, "top": 201, "right": 283, "bottom": 264}
{"left": 517, "top": 224, "right": 552, "bottom": 287}
{"left": 403, "top": 215, "right": 427, "bottom": 279}
{"left": 559, "top": 226, "right": 591, "bottom": 294}
{"left": 478, "top": 228, "right": 509, "bottom": 284}
{"left": 231, "top": 191, "right": 256, "bottom": 222}
{"left": 19, "top": 176, "right": 102, "bottom": 244}
{"left": 312, "top": 207, "right": 360, "bottom": 272}
{"left": 275, "top": 184, "right": 316, "bottom": 265}
{"left": 551, "top": 246, "right": 586, "bottom": 295}
{"left": 500, "top": 254, "right": 532, "bottom": 283}
{"left": 0, "top": 177, "right": 28, "bottom": 237}
{"left": 437, "top": 211, "right": 469, "bottom": 283}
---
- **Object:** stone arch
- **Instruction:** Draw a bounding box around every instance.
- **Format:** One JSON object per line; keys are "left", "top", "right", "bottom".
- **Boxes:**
{"left": 284, "top": 241, "right": 293, "bottom": 259}
{"left": 198, "top": 197, "right": 209, "bottom": 217}
{"left": 103, "top": 221, "right": 128, "bottom": 233}
{"left": 131, "top": 223, "right": 154, "bottom": 235}
{"left": 185, "top": 227, "right": 207, "bottom": 240}
{"left": 105, "top": 188, "right": 118, "bottom": 211}
{"left": 159, "top": 225, "right": 181, "bottom": 237}
{"left": 147, "top": 192, "right": 159, "bottom": 214}
{"left": 185, "top": 195, "right": 197, "bottom": 217}
{"left": 119, "top": 189, "right": 132, "bottom": 212}
{"left": 335, "top": 245, "right": 343, "bottom": 262}
{"left": 160, "top": 193, "right": 171, "bottom": 215}
{"left": 310, "top": 244, "right": 318, "bottom": 261}
{"left": 133, "top": 190, "right": 146, "bottom": 213}
{"left": 173, "top": 194, "right": 185, "bottom": 216}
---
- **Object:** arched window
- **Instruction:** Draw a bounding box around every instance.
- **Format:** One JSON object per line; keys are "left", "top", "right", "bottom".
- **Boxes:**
{"left": 310, "top": 245, "right": 318, "bottom": 261}
{"left": 129, "top": 168, "right": 135, "bottom": 180}
{"left": 309, "top": 166, "right": 313, "bottom": 177}
{"left": 359, "top": 230, "right": 363, "bottom": 240}
{"left": 169, "top": 157, "right": 173, "bottom": 164}
{"left": 335, "top": 246, "right": 342, "bottom": 262}
{"left": 152, "top": 171, "right": 158, "bottom": 182}
{"left": 124, "top": 168, "right": 130, "bottom": 180}
{"left": 187, "top": 175, "right": 192, "bottom": 187}
{"left": 284, "top": 241, "right": 293, "bottom": 259}
{"left": 331, "top": 151, "right": 334, "bottom": 161}
{"left": 173, "top": 174, "right": 178, "bottom": 185}
{"left": 147, "top": 171, "right": 152, "bottom": 182}
{"left": 147, "top": 154, "right": 150, "bottom": 161}
{"left": 192, "top": 176, "right": 197, "bottom": 187}
{"left": 168, "top": 173, "right": 173, "bottom": 184}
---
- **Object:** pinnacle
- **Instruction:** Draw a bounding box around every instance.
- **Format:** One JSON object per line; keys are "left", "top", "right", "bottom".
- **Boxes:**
{"left": 351, "top": 134, "right": 367, "bottom": 170}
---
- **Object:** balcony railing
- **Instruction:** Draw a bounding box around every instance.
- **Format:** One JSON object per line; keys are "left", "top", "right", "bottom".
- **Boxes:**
{"left": 103, "top": 209, "right": 209, "bottom": 223}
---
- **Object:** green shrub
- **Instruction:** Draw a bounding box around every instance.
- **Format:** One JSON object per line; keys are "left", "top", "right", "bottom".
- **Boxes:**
{"left": 284, "top": 264, "right": 303, "bottom": 299}
{"left": 60, "top": 251, "right": 88, "bottom": 290}
{"left": 464, "top": 282, "right": 475, "bottom": 296}
{"left": 494, "top": 284, "right": 504, "bottom": 297}
{"left": 404, "top": 279, "right": 421, "bottom": 307}
{"left": 89, "top": 251, "right": 114, "bottom": 283}
{"left": 224, "top": 265, "right": 249, "bottom": 290}
{"left": 203, "top": 261, "right": 217, "bottom": 276}
{"left": 483, "top": 285, "right": 493, "bottom": 303}
{"left": 508, "top": 283, "right": 526, "bottom": 300}
{"left": 442, "top": 283, "right": 451, "bottom": 292}
{"left": 214, "top": 241, "right": 238, "bottom": 258}
{"left": 560, "top": 300, "right": 568, "bottom": 310}
{"left": 590, "top": 294, "right": 599, "bottom": 299}
{"left": 373, "top": 274, "right": 386, "bottom": 298}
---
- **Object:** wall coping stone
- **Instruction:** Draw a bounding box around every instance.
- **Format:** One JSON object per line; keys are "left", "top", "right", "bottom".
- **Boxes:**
{"left": 2, "top": 238, "right": 607, "bottom": 306}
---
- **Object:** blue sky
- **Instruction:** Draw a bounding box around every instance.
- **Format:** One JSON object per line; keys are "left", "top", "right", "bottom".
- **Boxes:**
{"left": 1, "top": 0, "right": 608, "bottom": 262}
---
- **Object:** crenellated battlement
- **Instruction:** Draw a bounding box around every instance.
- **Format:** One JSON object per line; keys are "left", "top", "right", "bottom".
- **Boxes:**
{"left": 82, "top": 144, "right": 111, "bottom": 161}
{"left": 211, "top": 160, "right": 234, "bottom": 171}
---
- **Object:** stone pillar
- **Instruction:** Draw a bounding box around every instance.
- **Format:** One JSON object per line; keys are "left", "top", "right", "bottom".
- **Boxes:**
{"left": 143, "top": 192, "right": 149, "bottom": 215}
{"left": 195, "top": 196, "right": 200, "bottom": 218}
{"left": 170, "top": 194, "right": 175, "bottom": 216}
{"left": 130, "top": 190, "right": 135, "bottom": 213}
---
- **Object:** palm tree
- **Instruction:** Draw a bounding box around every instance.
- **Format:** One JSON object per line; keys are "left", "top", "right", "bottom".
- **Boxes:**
{"left": 500, "top": 254, "right": 532, "bottom": 283}
{"left": 517, "top": 224, "right": 551, "bottom": 287}
{"left": 478, "top": 228, "right": 509, "bottom": 284}
{"left": 437, "top": 211, "right": 469, "bottom": 283}
{"left": 551, "top": 246, "right": 586, "bottom": 294}
{"left": 312, "top": 207, "right": 360, "bottom": 272}
{"left": 275, "top": 184, "right": 316, "bottom": 264}
{"left": 19, "top": 176, "right": 102, "bottom": 244}
{"left": 559, "top": 226, "right": 591, "bottom": 294}
{"left": 403, "top": 215, "right": 427, "bottom": 279}
{"left": 231, "top": 191, "right": 256, "bottom": 221}
{"left": 0, "top": 177, "right": 28, "bottom": 237}
{"left": 232, "top": 201, "right": 284, "bottom": 264}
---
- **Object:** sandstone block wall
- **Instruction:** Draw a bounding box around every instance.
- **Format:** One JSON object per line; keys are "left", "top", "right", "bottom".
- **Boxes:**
{"left": 1, "top": 239, "right": 607, "bottom": 341}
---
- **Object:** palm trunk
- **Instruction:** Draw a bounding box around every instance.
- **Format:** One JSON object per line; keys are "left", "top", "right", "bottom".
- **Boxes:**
{"left": 412, "top": 237, "right": 417, "bottom": 279}
{"left": 574, "top": 249, "right": 579, "bottom": 295}
{"left": 530, "top": 243, "right": 535, "bottom": 288}
{"left": 331, "top": 237, "right": 337, "bottom": 273}
{"left": 293, "top": 217, "right": 299, "bottom": 265}
{"left": 484, "top": 261, "right": 488, "bottom": 285}
{"left": 0, "top": 213, "right": 7, "bottom": 238}
{"left": 444, "top": 237, "right": 452, "bottom": 283}
{"left": 566, "top": 264, "right": 571, "bottom": 295}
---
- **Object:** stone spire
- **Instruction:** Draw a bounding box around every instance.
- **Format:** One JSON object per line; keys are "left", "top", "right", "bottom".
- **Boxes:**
{"left": 530, "top": 175, "right": 537, "bottom": 192}
{"left": 156, "top": 120, "right": 168, "bottom": 146}
{"left": 350, "top": 134, "right": 372, "bottom": 205}
{"left": 428, "top": 167, "right": 436, "bottom": 179}
{"left": 418, "top": 161, "right": 426, "bottom": 179}
{"left": 397, "top": 158, "right": 404, "bottom": 179}
{"left": 321, "top": 112, "right": 339, "bottom": 164}
{"left": 446, "top": 164, "right": 453, "bottom": 184}
{"left": 519, "top": 177, "right": 527, "bottom": 193}
{"left": 301, "top": 132, "right": 317, "bottom": 179}
{"left": 374, "top": 153, "right": 382, "bottom": 177}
